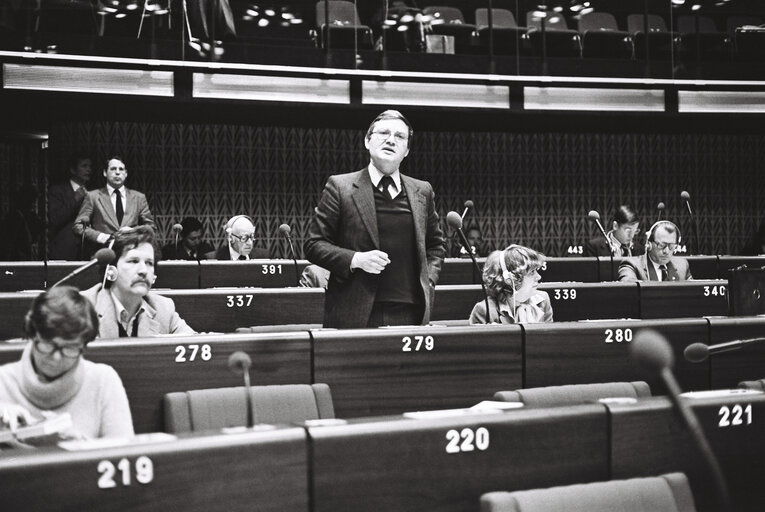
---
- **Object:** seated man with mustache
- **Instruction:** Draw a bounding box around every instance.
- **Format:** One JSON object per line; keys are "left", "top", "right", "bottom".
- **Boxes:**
{"left": 82, "top": 226, "right": 195, "bottom": 338}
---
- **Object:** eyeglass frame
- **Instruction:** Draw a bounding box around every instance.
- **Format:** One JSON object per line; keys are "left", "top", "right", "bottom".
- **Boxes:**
{"left": 653, "top": 241, "right": 679, "bottom": 252}
{"left": 33, "top": 336, "right": 85, "bottom": 359}
{"left": 371, "top": 129, "right": 409, "bottom": 144}
{"left": 229, "top": 232, "right": 257, "bottom": 244}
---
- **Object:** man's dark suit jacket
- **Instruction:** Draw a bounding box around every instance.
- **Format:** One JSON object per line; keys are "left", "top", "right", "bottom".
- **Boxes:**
{"left": 161, "top": 242, "right": 214, "bottom": 261}
{"left": 583, "top": 236, "right": 644, "bottom": 257}
{"left": 618, "top": 254, "right": 692, "bottom": 282}
{"left": 48, "top": 182, "right": 86, "bottom": 260}
{"left": 305, "top": 169, "right": 446, "bottom": 328}
{"left": 73, "top": 187, "right": 155, "bottom": 246}
{"left": 211, "top": 245, "right": 270, "bottom": 260}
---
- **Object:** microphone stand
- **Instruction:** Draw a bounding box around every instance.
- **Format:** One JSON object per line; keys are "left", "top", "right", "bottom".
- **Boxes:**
{"left": 455, "top": 228, "right": 489, "bottom": 323}
{"left": 594, "top": 216, "right": 615, "bottom": 281}
{"left": 286, "top": 237, "right": 300, "bottom": 287}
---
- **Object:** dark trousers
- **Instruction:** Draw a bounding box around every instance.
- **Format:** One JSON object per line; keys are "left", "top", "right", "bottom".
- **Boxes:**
{"left": 367, "top": 302, "right": 424, "bottom": 328}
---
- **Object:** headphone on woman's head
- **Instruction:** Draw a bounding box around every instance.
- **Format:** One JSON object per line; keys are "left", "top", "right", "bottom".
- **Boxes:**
{"left": 498, "top": 248, "right": 519, "bottom": 294}
{"left": 645, "top": 220, "right": 682, "bottom": 251}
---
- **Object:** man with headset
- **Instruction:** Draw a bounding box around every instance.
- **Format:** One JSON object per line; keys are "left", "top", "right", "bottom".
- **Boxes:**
{"left": 211, "top": 215, "right": 269, "bottom": 260}
{"left": 618, "top": 220, "right": 692, "bottom": 282}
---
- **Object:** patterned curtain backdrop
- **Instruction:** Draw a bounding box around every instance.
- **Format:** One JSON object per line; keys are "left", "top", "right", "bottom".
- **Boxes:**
{"left": 49, "top": 122, "right": 764, "bottom": 259}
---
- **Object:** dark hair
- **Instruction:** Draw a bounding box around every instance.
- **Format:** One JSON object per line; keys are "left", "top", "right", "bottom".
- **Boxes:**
{"left": 69, "top": 153, "right": 91, "bottom": 170}
{"left": 112, "top": 225, "right": 156, "bottom": 261}
{"left": 24, "top": 286, "right": 98, "bottom": 345}
{"left": 365, "top": 109, "right": 413, "bottom": 148}
{"left": 181, "top": 217, "right": 204, "bottom": 238}
{"left": 613, "top": 205, "right": 639, "bottom": 226}
{"left": 104, "top": 155, "right": 125, "bottom": 169}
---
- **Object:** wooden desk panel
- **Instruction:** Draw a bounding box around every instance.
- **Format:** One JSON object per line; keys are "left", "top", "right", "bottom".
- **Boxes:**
{"left": 638, "top": 280, "right": 729, "bottom": 319}
{"left": 46, "top": 261, "right": 102, "bottom": 290}
{"left": 0, "top": 291, "right": 37, "bottom": 339}
{"left": 539, "top": 282, "right": 640, "bottom": 321}
{"left": 523, "top": 319, "right": 710, "bottom": 393}
{"left": 199, "top": 260, "right": 308, "bottom": 288}
{"left": 707, "top": 316, "right": 765, "bottom": 388}
{"left": 0, "top": 333, "right": 312, "bottom": 433}
{"left": 310, "top": 405, "right": 609, "bottom": 512}
{"left": 432, "top": 285, "right": 484, "bottom": 322}
{"left": 163, "top": 288, "right": 324, "bottom": 332}
{"left": 312, "top": 325, "right": 522, "bottom": 418}
{"left": 609, "top": 393, "right": 765, "bottom": 512}
{"left": 437, "top": 258, "right": 483, "bottom": 285}
{"left": 718, "top": 256, "right": 765, "bottom": 275}
{"left": 541, "top": 257, "right": 600, "bottom": 283}
{"left": 687, "top": 256, "right": 720, "bottom": 280}
{"left": 0, "top": 262, "right": 45, "bottom": 291}
{"left": 0, "top": 427, "right": 309, "bottom": 512}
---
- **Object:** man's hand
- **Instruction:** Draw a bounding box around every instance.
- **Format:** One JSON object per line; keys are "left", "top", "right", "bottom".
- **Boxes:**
{"left": 1, "top": 403, "right": 34, "bottom": 432}
{"left": 351, "top": 250, "right": 390, "bottom": 274}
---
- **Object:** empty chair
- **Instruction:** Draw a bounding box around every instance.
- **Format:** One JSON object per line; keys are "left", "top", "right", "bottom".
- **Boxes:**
{"left": 726, "top": 15, "right": 765, "bottom": 61}
{"left": 676, "top": 14, "right": 730, "bottom": 62}
{"left": 423, "top": 6, "right": 476, "bottom": 54}
{"left": 164, "top": 383, "right": 335, "bottom": 433}
{"left": 525, "top": 10, "right": 580, "bottom": 58}
{"left": 493, "top": 381, "right": 651, "bottom": 407}
{"left": 578, "top": 11, "right": 633, "bottom": 59}
{"left": 481, "top": 472, "right": 696, "bottom": 512}
{"left": 315, "top": 1, "right": 373, "bottom": 50}
{"left": 628, "top": 14, "right": 675, "bottom": 60}
{"left": 474, "top": 8, "right": 526, "bottom": 55}
{"left": 738, "top": 379, "right": 765, "bottom": 392}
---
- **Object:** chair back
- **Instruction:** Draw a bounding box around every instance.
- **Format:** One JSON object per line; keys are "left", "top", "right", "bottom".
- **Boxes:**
{"left": 480, "top": 472, "right": 697, "bottom": 512}
{"left": 164, "top": 383, "right": 335, "bottom": 433}
{"left": 475, "top": 8, "right": 517, "bottom": 29}
{"left": 315, "top": 0, "right": 361, "bottom": 27}
{"left": 493, "top": 381, "right": 651, "bottom": 407}
{"left": 578, "top": 12, "right": 620, "bottom": 32}
{"left": 526, "top": 11, "right": 569, "bottom": 31}
{"left": 738, "top": 379, "right": 765, "bottom": 392}
{"left": 423, "top": 6, "right": 466, "bottom": 24}
{"left": 627, "top": 14, "right": 668, "bottom": 33}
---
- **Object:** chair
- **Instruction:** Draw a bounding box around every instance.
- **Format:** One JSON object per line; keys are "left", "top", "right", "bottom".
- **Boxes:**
{"left": 493, "top": 381, "right": 651, "bottom": 407}
{"left": 676, "top": 15, "right": 730, "bottom": 62}
{"left": 481, "top": 472, "right": 696, "bottom": 512}
{"left": 726, "top": 15, "right": 765, "bottom": 61}
{"left": 578, "top": 11, "right": 633, "bottom": 59}
{"left": 525, "top": 10, "right": 580, "bottom": 58}
{"left": 474, "top": 8, "right": 526, "bottom": 55}
{"left": 738, "top": 379, "right": 765, "bottom": 392}
{"left": 627, "top": 14, "right": 675, "bottom": 60}
{"left": 315, "top": 1, "right": 373, "bottom": 50}
{"left": 422, "top": 6, "right": 476, "bottom": 54}
{"left": 164, "top": 383, "right": 335, "bottom": 433}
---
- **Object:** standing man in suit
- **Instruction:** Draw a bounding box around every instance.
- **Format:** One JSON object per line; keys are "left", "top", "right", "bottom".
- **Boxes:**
{"left": 305, "top": 109, "right": 446, "bottom": 328}
{"left": 48, "top": 154, "right": 92, "bottom": 260}
{"left": 211, "top": 215, "right": 269, "bottom": 260}
{"left": 618, "top": 220, "right": 692, "bottom": 282}
{"left": 73, "top": 156, "right": 154, "bottom": 255}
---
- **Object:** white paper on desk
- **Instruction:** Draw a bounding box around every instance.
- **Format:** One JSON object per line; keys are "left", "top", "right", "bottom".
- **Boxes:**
{"left": 681, "top": 389, "right": 763, "bottom": 399}
{"left": 470, "top": 400, "right": 524, "bottom": 411}
{"left": 403, "top": 408, "right": 504, "bottom": 419}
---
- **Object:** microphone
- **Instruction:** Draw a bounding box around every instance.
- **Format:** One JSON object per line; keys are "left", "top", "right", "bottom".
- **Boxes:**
{"left": 227, "top": 351, "right": 254, "bottom": 428}
{"left": 447, "top": 211, "right": 490, "bottom": 323}
{"left": 51, "top": 248, "right": 115, "bottom": 288}
{"left": 587, "top": 210, "right": 609, "bottom": 243}
{"left": 172, "top": 223, "right": 183, "bottom": 254}
{"left": 461, "top": 199, "right": 474, "bottom": 220}
{"left": 681, "top": 190, "right": 700, "bottom": 254}
{"left": 631, "top": 330, "right": 732, "bottom": 512}
{"left": 656, "top": 202, "right": 665, "bottom": 222}
{"left": 79, "top": 220, "right": 90, "bottom": 260}
{"left": 684, "top": 337, "right": 765, "bottom": 363}
{"left": 279, "top": 223, "right": 300, "bottom": 286}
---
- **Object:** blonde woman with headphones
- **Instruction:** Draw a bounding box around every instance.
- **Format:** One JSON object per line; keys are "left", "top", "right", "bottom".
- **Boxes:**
{"left": 469, "top": 245, "right": 553, "bottom": 325}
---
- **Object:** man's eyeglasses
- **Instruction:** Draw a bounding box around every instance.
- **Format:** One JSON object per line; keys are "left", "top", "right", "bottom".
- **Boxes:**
{"left": 372, "top": 130, "right": 408, "bottom": 144}
{"left": 34, "top": 337, "right": 84, "bottom": 358}
{"left": 231, "top": 233, "right": 256, "bottom": 244}
{"left": 653, "top": 242, "right": 678, "bottom": 252}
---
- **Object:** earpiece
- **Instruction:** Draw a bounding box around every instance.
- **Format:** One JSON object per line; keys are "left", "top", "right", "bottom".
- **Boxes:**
{"left": 105, "top": 264, "right": 117, "bottom": 282}
{"left": 645, "top": 220, "right": 682, "bottom": 252}
{"left": 498, "top": 248, "right": 519, "bottom": 294}
{"left": 224, "top": 215, "right": 254, "bottom": 235}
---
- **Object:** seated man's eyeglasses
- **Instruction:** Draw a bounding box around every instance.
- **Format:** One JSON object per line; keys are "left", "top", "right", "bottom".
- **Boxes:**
{"left": 34, "top": 337, "right": 84, "bottom": 358}
{"left": 653, "top": 242, "right": 678, "bottom": 251}
{"left": 372, "top": 130, "right": 408, "bottom": 144}
{"left": 231, "top": 233, "right": 256, "bottom": 243}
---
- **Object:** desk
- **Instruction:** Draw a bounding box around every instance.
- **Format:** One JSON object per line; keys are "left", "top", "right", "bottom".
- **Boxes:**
{"left": 0, "top": 261, "right": 45, "bottom": 291}
{"left": 438, "top": 258, "right": 483, "bottom": 285}
{"left": 706, "top": 316, "right": 765, "bottom": 389}
{"left": 200, "top": 260, "right": 308, "bottom": 288}
{"left": 608, "top": 392, "right": 765, "bottom": 512}
{"left": 0, "top": 427, "right": 309, "bottom": 512}
{"left": 599, "top": 256, "right": 719, "bottom": 282}
{"left": 0, "top": 333, "right": 312, "bottom": 433}
{"left": 638, "top": 280, "right": 729, "bottom": 319}
{"left": 312, "top": 325, "right": 522, "bottom": 418}
{"left": 539, "top": 281, "right": 640, "bottom": 321}
{"left": 541, "top": 257, "right": 599, "bottom": 283}
{"left": 309, "top": 405, "right": 608, "bottom": 512}
{"left": 523, "top": 319, "right": 710, "bottom": 393}
{"left": 718, "top": 256, "right": 765, "bottom": 275}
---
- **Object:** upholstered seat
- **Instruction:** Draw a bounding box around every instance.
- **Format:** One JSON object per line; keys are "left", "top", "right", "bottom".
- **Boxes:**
{"left": 493, "top": 381, "right": 651, "bottom": 407}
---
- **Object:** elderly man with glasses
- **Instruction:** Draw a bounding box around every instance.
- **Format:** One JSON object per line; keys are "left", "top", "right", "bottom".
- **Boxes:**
{"left": 306, "top": 109, "right": 446, "bottom": 328}
{"left": 618, "top": 220, "right": 692, "bottom": 282}
{"left": 213, "top": 214, "right": 270, "bottom": 260}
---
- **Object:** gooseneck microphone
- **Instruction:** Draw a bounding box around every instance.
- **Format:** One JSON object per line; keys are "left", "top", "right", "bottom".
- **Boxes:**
{"left": 681, "top": 190, "right": 700, "bottom": 254}
{"left": 447, "top": 211, "right": 490, "bottom": 323}
{"left": 227, "top": 351, "right": 254, "bottom": 428}
{"left": 51, "top": 248, "right": 115, "bottom": 288}
{"left": 632, "top": 330, "right": 732, "bottom": 512}
{"left": 79, "top": 220, "right": 90, "bottom": 260}
{"left": 461, "top": 199, "right": 474, "bottom": 220}
{"left": 684, "top": 337, "right": 765, "bottom": 363}
{"left": 656, "top": 202, "right": 665, "bottom": 222}
{"left": 279, "top": 223, "right": 300, "bottom": 286}
{"left": 172, "top": 223, "right": 183, "bottom": 253}
{"left": 588, "top": 210, "right": 615, "bottom": 277}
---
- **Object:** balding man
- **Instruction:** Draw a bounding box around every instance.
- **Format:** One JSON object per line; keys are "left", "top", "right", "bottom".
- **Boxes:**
{"left": 212, "top": 215, "right": 269, "bottom": 260}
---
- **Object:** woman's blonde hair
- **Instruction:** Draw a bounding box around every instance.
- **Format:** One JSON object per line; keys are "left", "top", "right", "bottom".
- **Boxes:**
{"left": 483, "top": 244, "right": 545, "bottom": 303}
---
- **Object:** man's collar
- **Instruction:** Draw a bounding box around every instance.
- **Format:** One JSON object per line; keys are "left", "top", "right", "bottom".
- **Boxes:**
{"left": 109, "top": 289, "right": 146, "bottom": 325}
{"left": 367, "top": 163, "right": 401, "bottom": 190}
{"left": 229, "top": 244, "right": 248, "bottom": 261}
{"left": 106, "top": 184, "right": 125, "bottom": 196}
{"left": 69, "top": 179, "right": 83, "bottom": 192}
